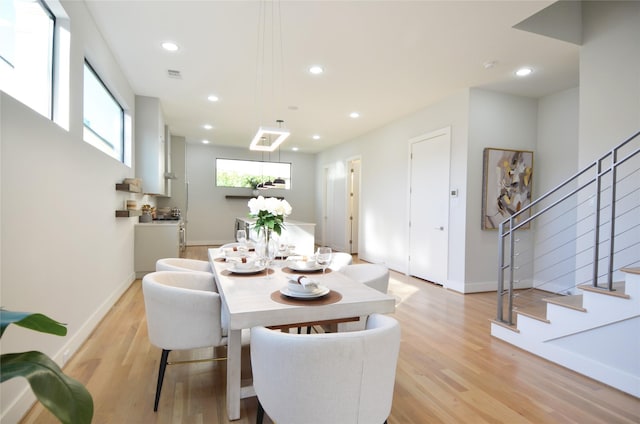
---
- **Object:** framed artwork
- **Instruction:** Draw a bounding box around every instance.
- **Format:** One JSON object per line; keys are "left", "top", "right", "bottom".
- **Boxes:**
{"left": 482, "top": 148, "right": 534, "bottom": 230}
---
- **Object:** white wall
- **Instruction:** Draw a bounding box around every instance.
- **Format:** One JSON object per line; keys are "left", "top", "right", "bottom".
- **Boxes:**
{"left": 0, "top": 1, "right": 136, "bottom": 421}
{"left": 534, "top": 87, "right": 580, "bottom": 293}
{"left": 465, "top": 90, "right": 539, "bottom": 292}
{"left": 316, "top": 90, "right": 470, "bottom": 280}
{"left": 185, "top": 143, "right": 316, "bottom": 245}
{"left": 317, "top": 88, "right": 552, "bottom": 293}
{"left": 579, "top": 1, "right": 640, "bottom": 163}
{"left": 577, "top": 1, "right": 640, "bottom": 282}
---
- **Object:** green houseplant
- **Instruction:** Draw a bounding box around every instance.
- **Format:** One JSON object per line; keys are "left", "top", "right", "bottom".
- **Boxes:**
{"left": 0, "top": 308, "right": 93, "bottom": 424}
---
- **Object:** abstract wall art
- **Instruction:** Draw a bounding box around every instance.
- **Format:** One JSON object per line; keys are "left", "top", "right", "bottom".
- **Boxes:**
{"left": 482, "top": 148, "right": 534, "bottom": 230}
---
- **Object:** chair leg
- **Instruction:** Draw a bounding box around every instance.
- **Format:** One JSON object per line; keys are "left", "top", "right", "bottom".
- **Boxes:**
{"left": 256, "top": 400, "right": 265, "bottom": 424}
{"left": 306, "top": 326, "right": 312, "bottom": 334}
{"left": 154, "top": 349, "right": 171, "bottom": 412}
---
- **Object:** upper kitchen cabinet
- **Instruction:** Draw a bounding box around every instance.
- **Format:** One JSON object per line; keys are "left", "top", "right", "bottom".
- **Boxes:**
{"left": 135, "top": 96, "right": 167, "bottom": 196}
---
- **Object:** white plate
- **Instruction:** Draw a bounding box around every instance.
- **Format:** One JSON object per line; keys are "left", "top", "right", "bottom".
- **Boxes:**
{"left": 287, "top": 262, "right": 324, "bottom": 272}
{"left": 280, "top": 285, "right": 330, "bottom": 299}
{"left": 228, "top": 264, "right": 266, "bottom": 274}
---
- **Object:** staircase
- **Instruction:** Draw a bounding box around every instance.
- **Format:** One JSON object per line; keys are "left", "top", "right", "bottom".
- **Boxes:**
{"left": 492, "top": 268, "right": 639, "bottom": 397}
{"left": 490, "top": 131, "right": 640, "bottom": 397}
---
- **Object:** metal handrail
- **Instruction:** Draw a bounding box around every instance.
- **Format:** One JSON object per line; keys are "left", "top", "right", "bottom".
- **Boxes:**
{"left": 497, "top": 130, "right": 640, "bottom": 324}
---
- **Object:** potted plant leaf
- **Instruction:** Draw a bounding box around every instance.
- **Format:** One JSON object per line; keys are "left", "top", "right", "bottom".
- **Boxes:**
{"left": 0, "top": 308, "right": 93, "bottom": 424}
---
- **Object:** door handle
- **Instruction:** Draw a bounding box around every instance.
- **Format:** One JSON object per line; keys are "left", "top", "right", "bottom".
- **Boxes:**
{"left": 435, "top": 226, "right": 444, "bottom": 231}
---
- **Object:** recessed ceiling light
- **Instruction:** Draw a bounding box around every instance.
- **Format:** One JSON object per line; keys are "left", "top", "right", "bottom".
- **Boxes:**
{"left": 312, "top": 134, "right": 321, "bottom": 140}
{"left": 203, "top": 124, "right": 213, "bottom": 130}
{"left": 309, "top": 65, "right": 324, "bottom": 75}
{"left": 161, "top": 42, "right": 179, "bottom": 52}
{"left": 516, "top": 67, "right": 533, "bottom": 77}
{"left": 202, "top": 139, "right": 210, "bottom": 144}
{"left": 207, "top": 95, "right": 219, "bottom": 102}
{"left": 349, "top": 112, "right": 360, "bottom": 119}
{"left": 292, "top": 147, "right": 299, "bottom": 151}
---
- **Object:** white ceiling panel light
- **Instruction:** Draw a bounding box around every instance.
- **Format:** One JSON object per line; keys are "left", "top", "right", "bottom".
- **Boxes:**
{"left": 516, "top": 67, "right": 533, "bottom": 77}
{"left": 207, "top": 94, "right": 219, "bottom": 102}
{"left": 161, "top": 41, "right": 179, "bottom": 52}
{"left": 203, "top": 124, "right": 213, "bottom": 130}
{"left": 312, "top": 134, "right": 320, "bottom": 140}
{"left": 349, "top": 112, "right": 360, "bottom": 118}
{"left": 202, "top": 139, "right": 210, "bottom": 144}
{"left": 309, "top": 65, "right": 324, "bottom": 75}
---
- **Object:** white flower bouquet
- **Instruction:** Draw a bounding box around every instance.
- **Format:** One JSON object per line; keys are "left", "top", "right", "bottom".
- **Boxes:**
{"left": 247, "top": 196, "right": 292, "bottom": 236}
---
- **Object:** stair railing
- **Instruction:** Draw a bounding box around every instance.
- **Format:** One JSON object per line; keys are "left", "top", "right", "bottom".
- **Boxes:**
{"left": 497, "top": 131, "right": 640, "bottom": 325}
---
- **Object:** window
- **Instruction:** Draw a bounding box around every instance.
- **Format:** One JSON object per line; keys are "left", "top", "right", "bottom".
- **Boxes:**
{"left": 0, "top": 0, "right": 55, "bottom": 118}
{"left": 216, "top": 158, "right": 291, "bottom": 189}
{"left": 83, "top": 60, "right": 124, "bottom": 162}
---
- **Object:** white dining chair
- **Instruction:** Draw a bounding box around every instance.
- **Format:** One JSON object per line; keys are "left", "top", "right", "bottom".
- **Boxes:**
{"left": 329, "top": 251, "right": 353, "bottom": 271}
{"left": 340, "top": 263, "right": 390, "bottom": 293}
{"left": 155, "top": 257, "right": 212, "bottom": 274}
{"left": 142, "top": 271, "right": 227, "bottom": 411}
{"left": 251, "top": 313, "right": 400, "bottom": 424}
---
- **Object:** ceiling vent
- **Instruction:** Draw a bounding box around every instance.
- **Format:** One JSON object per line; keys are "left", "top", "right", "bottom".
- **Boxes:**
{"left": 167, "top": 69, "right": 182, "bottom": 79}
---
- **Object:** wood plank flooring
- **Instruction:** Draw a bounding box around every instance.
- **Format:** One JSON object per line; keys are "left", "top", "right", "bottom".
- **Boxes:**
{"left": 20, "top": 246, "right": 640, "bottom": 423}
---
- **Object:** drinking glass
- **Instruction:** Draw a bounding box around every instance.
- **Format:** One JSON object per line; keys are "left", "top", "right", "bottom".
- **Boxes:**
{"left": 236, "top": 229, "right": 248, "bottom": 254}
{"left": 316, "top": 247, "right": 332, "bottom": 278}
{"left": 266, "top": 237, "right": 278, "bottom": 277}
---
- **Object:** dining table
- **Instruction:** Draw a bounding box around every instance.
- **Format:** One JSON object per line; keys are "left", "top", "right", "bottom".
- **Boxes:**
{"left": 207, "top": 247, "right": 396, "bottom": 420}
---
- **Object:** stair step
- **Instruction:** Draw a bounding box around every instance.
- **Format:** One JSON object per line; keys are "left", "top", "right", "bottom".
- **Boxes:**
{"left": 490, "top": 319, "right": 520, "bottom": 333}
{"left": 578, "top": 281, "right": 630, "bottom": 299}
{"left": 543, "top": 294, "right": 586, "bottom": 312}
{"left": 514, "top": 303, "right": 550, "bottom": 323}
{"left": 621, "top": 267, "right": 640, "bottom": 275}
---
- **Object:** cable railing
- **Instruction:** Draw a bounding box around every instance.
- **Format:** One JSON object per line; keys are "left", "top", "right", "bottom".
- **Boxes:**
{"left": 496, "top": 131, "right": 640, "bottom": 325}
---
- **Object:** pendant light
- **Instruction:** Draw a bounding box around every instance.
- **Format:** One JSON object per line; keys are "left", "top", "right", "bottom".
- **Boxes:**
{"left": 263, "top": 148, "right": 275, "bottom": 188}
{"left": 273, "top": 119, "right": 286, "bottom": 187}
{"left": 249, "top": 0, "right": 290, "bottom": 151}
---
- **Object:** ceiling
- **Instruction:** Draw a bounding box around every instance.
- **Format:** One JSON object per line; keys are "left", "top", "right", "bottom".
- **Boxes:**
{"left": 84, "top": 0, "right": 579, "bottom": 154}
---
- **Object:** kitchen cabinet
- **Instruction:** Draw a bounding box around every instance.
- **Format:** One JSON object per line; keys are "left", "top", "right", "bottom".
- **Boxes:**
{"left": 135, "top": 96, "right": 166, "bottom": 196}
{"left": 135, "top": 222, "right": 180, "bottom": 278}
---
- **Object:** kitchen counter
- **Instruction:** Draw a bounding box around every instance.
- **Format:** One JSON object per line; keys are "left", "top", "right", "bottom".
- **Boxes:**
{"left": 134, "top": 222, "right": 181, "bottom": 277}
{"left": 235, "top": 217, "right": 316, "bottom": 255}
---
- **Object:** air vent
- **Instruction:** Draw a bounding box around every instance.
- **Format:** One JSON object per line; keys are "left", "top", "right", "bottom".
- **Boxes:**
{"left": 167, "top": 69, "right": 182, "bottom": 79}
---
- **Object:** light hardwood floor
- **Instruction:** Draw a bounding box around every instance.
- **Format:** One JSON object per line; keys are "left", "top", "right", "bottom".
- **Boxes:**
{"left": 21, "top": 246, "right": 640, "bottom": 423}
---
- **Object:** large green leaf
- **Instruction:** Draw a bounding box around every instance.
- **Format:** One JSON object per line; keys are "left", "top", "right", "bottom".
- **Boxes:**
{"left": 1, "top": 351, "right": 93, "bottom": 424}
{"left": 0, "top": 309, "right": 67, "bottom": 338}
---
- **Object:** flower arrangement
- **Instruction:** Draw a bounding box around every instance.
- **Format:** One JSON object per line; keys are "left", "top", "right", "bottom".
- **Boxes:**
{"left": 248, "top": 196, "right": 292, "bottom": 236}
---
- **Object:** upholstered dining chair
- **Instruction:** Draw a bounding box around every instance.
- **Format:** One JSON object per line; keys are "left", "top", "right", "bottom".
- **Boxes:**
{"left": 251, "top": 313, "right": 401, "bottom": 424}
{"left": 340, "top": 263, "right": 390, "bottom": 293}
{"left": 142, "top": 271, "right": 226, "bottom": 411}
{"left": 329, "top": 251, "right": 354, "bottom": 271}
{"left": 155, "top": 257, "right": 212, "bottom": 274}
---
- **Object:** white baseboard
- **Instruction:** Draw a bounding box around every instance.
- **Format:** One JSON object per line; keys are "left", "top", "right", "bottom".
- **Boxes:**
{"left": 1, "top": 272, "right": 136, "bottom": 424}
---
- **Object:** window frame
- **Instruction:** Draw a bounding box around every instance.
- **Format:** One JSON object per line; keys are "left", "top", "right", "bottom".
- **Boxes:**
{"left": 215, "top": 158, "right": 292, "bottom": 190}
{"left": 82, "top": 59, "right": 125, "bottom": 162}
{"left": 0, "top": 0, "right": 56, "bottom": 119}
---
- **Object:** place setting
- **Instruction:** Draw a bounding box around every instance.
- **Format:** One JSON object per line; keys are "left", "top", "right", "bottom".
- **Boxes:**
{"left": 282, "top": 246, "right": 333, "bottom": 275}
{"left": 272, "top": 274, "right": 341, "bottom": 305}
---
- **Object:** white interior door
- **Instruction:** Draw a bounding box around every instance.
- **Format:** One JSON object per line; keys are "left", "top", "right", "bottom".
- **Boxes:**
{"left": 408, "top": 128, "right": 451, "bottom": 284}
{"left": 348, "top": 159, "right": 360, "bottom": 254}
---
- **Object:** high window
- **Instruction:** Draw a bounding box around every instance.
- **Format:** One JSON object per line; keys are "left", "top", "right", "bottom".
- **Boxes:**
{"left": 83, "top": 60, "right": 124, "bottom": 162}
{"left": 0, "top": 0, "right": 55, "bottom": 119}
{"left": 216, "top": 158, "right": 291, "bottom": 189}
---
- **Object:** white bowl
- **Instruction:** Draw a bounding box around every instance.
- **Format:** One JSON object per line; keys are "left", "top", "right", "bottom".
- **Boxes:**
{"left": 287, "top": 281, "right": 316, "bottom": 293}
